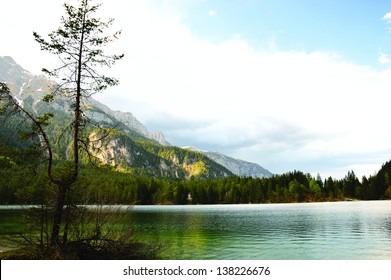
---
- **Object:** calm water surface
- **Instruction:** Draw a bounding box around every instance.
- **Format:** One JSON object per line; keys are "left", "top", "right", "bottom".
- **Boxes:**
{"left": 1, "top": 201, "right": 391, "bottom": 259}
{"left": 129, "top": 201, "right": 391, "bottom": 259}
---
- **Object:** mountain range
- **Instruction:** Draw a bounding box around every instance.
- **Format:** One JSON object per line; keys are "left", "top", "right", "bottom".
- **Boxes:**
{"left": 0, "top": 56, "right": 272, "bottom": 179}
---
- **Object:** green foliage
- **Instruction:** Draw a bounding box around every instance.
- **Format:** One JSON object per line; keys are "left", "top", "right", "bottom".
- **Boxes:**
{"left": 36, "top": 113, "right": 54, "bottom": 127}
{"left": 33, "top": 0, "right": 123, "bottom": 95}
{"left": 309, "top": 179, "right": 322, "bottom": 200}
{"left": 0, "top": 156, "right": 16, "bottom": 169}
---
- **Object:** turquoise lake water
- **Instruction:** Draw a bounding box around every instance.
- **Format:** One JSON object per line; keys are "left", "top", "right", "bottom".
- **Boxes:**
{"left": 1, "top": 201, "right": 391, "bottom": 259}
{"left": 128, "top": 201, "right": 391, "bottom": 259}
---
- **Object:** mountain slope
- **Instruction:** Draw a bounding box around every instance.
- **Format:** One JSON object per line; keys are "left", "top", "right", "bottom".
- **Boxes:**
{"left": 89, "top": 130, "right": 232, "bottom": 179}
{"left": 204, "top": 151, "right": 273, "bottom": 178}
{"left": 183, "top": 147, "right": 273, "bottom": 178}
{"left": 0, "top": 56, "right": 169, "bottom": 144}
{"left": 0, "top": 56, "right": 233, "bottom": 179}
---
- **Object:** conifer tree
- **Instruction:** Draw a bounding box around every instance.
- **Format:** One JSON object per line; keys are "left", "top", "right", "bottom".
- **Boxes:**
{"left": 33, "top": 0, "right": 123, "bottom": 246}
{"left": 1, "top": 0, "right": 123, "bottom": 246}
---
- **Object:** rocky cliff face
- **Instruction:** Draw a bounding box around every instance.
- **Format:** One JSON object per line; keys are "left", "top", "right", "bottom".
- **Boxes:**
{"left": 88, "top": 130, "right": 181, "bottom": 177}
{"left": 149, "top": 131, "right": 170, "bottom": 146}
{"left": 89, "top": 130, "right": 232, "bottom": 179}
{"left": 85, "top": 98, "right": 170, "bottom": 146}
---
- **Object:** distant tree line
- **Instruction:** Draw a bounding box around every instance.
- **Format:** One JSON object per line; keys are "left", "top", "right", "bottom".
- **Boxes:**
{"left": 1, "top": 160, "right": 391, "bottom": 205}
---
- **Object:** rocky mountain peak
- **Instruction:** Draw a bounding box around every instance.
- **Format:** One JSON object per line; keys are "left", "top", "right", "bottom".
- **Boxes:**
{"left": 0, "top": 56, "right": 33, "bottom": 90}
{"left": 150, "top": 131, "right": 170, "bottom": 146}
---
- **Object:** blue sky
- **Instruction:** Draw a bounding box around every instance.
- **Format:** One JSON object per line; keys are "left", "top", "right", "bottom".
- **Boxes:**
{"left": 2, "top": 0, "right": 391, "bottom": 179}
{"left": 181, "top": 0, "right": 391, "bottom": 67}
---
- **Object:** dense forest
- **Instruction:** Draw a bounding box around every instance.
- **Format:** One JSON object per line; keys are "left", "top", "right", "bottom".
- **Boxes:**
{"left": 1, "top": 158, "right": 391, "bottom": 205}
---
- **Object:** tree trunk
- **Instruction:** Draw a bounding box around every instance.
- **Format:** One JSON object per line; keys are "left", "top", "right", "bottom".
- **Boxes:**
{"left": 50, "top": 184, "right": 68, "bottom": 246}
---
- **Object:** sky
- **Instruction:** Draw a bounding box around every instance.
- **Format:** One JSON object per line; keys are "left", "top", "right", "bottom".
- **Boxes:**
{"left": 2, "top": 0, "right": 391, "bottom": 180}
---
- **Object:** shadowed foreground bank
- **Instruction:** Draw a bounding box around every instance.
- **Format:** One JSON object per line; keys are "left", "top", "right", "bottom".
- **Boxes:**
{"left": 0, "top": 206, "right": 164, "bottom": 260}
{"left": 0, "top": 239, "right": 163, "bottom": 260}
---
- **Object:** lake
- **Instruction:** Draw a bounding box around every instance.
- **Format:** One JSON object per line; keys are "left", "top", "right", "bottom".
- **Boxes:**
{"left": 1, "top": 201, "right": 391, "bottom": 259}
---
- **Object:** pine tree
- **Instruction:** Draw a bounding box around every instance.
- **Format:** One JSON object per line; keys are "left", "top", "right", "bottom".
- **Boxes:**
{"left": 1, "top": 0, "right": 123, "bottom": 247}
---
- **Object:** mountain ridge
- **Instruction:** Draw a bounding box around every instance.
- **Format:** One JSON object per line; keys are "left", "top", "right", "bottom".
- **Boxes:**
{"left": 0, "top": 56, "right": 272, "bottom": 179}
{"left": 183, "top": 146, "right": 272, "bottom": 178}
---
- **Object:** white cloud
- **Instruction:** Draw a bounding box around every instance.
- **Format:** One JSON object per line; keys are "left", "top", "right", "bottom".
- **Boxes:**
{"left": 383, "top": 11, "right": 391, "bottom": 22}
{"left": 378, "top": 53, "right": 390, "bottom": 64}
{"left": 208, "top": 10, "right": 217, "bottom": 17}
